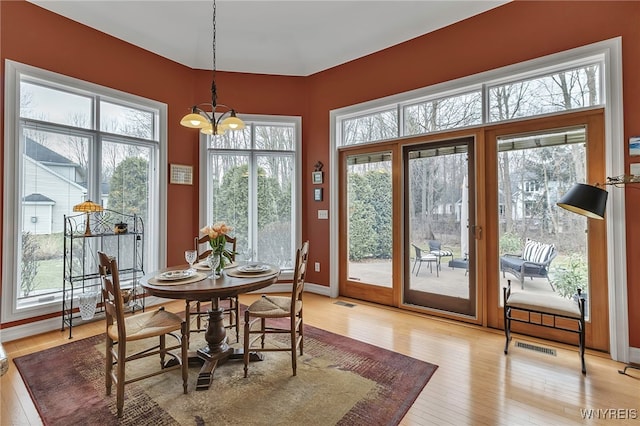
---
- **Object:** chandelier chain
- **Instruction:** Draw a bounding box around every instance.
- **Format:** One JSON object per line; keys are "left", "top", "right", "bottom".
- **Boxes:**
{"left": 180, "top": 0, "right": 244, "bottom": 134}
{"left": 211, "top": 0, "right": 217, "bottom": 108}
{"left": 212, "top": 0, "right": 216, "bottom": 74}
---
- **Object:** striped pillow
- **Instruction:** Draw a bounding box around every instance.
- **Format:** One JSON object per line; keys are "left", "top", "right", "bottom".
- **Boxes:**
{"left": 523, "top": 238, "right": 554, "bottom": 264}
{"left": 522, "top": 239, "right": 538, "bottom": 261}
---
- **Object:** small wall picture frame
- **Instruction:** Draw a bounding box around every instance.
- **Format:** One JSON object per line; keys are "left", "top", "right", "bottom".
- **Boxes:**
{"left": 630, "top": 136, "right": 640, "bottom": 156}
{"left": 314, "top": 187, "right": 323, "bottom": 201}
{"left": 312, "top": 171, "right": 324, "bottom": 184}
{"left": 170, "top": 164, "right": 193, "bottom": 185}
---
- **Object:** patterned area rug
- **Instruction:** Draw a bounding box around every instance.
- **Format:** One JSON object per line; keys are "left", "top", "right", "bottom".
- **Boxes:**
{"left": 14, "top": 323, "right": 437, "bottom": 425}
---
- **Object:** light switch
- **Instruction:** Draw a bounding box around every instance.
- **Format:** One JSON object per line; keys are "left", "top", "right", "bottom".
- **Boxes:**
{"left": 318, "top": 210, "right": 329, "bottom": 219}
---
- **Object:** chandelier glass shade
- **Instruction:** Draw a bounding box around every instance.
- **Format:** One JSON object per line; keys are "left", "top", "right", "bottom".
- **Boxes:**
{"left": 179, "top": 0, "right": 245, "bottom": 136}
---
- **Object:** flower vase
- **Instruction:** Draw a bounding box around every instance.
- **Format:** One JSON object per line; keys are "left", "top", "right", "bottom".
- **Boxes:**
{"left": 215, "top": 252, "right": 225, "bottom": 276}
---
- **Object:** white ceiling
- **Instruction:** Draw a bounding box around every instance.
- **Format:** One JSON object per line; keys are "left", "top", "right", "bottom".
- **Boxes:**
{"left": 29, "top": 0, "right": 508, "bottom": 76}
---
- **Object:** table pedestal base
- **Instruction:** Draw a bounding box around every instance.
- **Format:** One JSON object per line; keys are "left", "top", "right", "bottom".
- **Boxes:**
{"left": 193, "top": 306, "right": 263, "bottom": 390}
{"left": 195, "top": 345, "right": 234, "bottom": 390}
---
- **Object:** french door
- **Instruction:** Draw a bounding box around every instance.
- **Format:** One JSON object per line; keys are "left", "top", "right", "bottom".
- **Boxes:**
{"left": 338, "top": 135, "right": 477, "bottom": 315}
{"left": 485, "top": 110, "right": 609, "bottom": 351}
{"left": 338, "top": 143, "right": 399, "bottom": 306}
{"left": 403, "top": 137, "right": 476, "bottom": 317}
{"left": 337, "top": 110, "right": 609, "bottom": 351}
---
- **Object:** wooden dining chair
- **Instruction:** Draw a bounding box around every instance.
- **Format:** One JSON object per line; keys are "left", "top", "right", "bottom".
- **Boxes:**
{"left": 97, "top": 251, "right": 188, "bottom": 418}
{"left": 186, "top": 234, "right": 239, "bottom": 342}
{"left": 243, "top": 241, "right": 309, "bottom": 378}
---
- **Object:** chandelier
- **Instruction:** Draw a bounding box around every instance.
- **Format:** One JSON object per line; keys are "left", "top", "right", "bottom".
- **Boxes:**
{"left": 180, "top": 0, "right": 245, "bottom": 136}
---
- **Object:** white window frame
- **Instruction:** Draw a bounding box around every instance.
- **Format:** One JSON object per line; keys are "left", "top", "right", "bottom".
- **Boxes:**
{"left": 199, "top": 114, "right": 301, "bottom": 280}
{"left": 2, "top": 60, "right": 168, "bottom": 326}
{"left": 329, "top": 38, "right": 627, "bottom": 362}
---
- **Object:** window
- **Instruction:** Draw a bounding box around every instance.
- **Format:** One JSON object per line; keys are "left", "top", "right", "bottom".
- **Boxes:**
{"left": 488, "top": 63, "right": 601, "bottom": 122}
{"left": 341, "top": 108, "right": 398, "bottom": 146}
{"left": 524, "top": 181, "right": 540, "bottom": 193}
{"left": 203, "top": 116, "right": 300, "bottom": 270}
{"left": 404, "top": 90, "right": 482, "bottom": 136}
{"left": 336, "top": 60, "right": 603, "bottom": 147}
{"left": 3, "top": 61, "right": 165, "bottom": 322}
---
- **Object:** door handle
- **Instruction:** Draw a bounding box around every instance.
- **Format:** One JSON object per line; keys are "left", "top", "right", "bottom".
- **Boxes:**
{"left": 472, "top": 225, "right": 482, "bottom": 240}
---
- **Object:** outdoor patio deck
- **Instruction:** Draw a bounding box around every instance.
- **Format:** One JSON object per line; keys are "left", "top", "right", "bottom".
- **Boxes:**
{"left": 348, "top": 259, "right": 557, "bottom": 300}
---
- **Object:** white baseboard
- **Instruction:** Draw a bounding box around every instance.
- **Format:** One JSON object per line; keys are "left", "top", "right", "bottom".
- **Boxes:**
{"left": 629, "top": 346, "right": 640, "bottom": 364}
{"left": 0, "top": 282, "right": 331, "bottom": 343}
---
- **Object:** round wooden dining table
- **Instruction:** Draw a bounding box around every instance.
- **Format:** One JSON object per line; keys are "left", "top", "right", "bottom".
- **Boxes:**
{"left": 141, "top": 264, "right": 280, "bottom": 390}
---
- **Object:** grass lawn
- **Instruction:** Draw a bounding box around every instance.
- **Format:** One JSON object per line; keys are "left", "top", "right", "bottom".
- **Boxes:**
{"left": 31, "top": 258, "right": 64, "bottom": 293}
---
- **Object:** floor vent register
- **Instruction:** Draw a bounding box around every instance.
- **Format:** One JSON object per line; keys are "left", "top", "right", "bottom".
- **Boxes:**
{"left": 515, "top": 341, "right": 557, "bottom": 356}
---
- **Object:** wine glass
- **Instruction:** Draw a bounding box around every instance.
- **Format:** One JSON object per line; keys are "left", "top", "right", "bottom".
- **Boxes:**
{"left": 185, "top": 249, "right": 197, "bottom": 272}
{"left": 243, "top": 247, "right": 254, "bottom": 263}
{"left": 207, "top": 254, "right": 221, "bottom": 279}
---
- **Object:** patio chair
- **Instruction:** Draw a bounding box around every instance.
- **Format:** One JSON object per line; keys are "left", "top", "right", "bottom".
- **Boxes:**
{"left": 411, "top": 244, "right": 439, "bottom": 277}
{"left": 428, "top": 240, "right": 454, "bottom": 271}
{"left": 500, "top": 238, "right": 557, "bottom": 290}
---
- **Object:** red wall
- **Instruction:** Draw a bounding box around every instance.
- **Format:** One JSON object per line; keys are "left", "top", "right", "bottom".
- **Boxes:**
{"left": 2, "top": 1, "right": 639, "bottom": 345}
{"left": 305, "top": 0, "right": 640, "bottom": 345}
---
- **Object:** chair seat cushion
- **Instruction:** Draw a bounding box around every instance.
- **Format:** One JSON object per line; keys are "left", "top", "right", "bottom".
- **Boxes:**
{"left": 108, "top": 308, "right": 183, "bottom": 341}
{"left": 500, "top": 256, "right": 547, "bottom": 275}
{"left": 248, "top": 295, "right": 302, "bottom": 318}
{"left": 507, "top": 292, "right": 582, "bottom": 318}
{"left": 420, "top": 254, "right": 438, "bottom": 261}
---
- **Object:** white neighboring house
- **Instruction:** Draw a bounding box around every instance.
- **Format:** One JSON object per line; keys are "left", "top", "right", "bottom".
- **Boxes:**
{"left": 508, "top": 179, "right": 563, "bottom": 222}
{"left": 22, "top": 138, "right": 86, "bottom": 235}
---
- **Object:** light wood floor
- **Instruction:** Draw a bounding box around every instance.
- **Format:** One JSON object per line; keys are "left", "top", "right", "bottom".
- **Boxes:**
{"left": 2, "top": 292, "right": 639, "bottom": 425}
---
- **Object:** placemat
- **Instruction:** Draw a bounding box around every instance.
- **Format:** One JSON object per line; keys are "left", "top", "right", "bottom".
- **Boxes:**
{"left": 147, "top": 271, "right": 207, "bottom": 286}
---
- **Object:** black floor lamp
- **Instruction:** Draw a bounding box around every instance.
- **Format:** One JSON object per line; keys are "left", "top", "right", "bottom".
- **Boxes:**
{"left": 556, "top": 175, "right": 640, "bottom": 375}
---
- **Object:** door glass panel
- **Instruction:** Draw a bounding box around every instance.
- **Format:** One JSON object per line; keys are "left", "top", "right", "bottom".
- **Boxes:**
{"left": 346, "top": 151, "right": 393, "bottom": 287}
{"left": 497, "top": 127, "right": 590, "bottom": 320}
{"left": 405, "top": 140, "right": 475, "bottom": 316}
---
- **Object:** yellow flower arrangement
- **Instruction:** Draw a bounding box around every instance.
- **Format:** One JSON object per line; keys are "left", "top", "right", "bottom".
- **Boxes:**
{"left": 200, "top": 221, "right": 235, "bottom": 271}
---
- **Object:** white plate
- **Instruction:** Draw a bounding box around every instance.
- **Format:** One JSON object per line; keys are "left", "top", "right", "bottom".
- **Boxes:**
{"left": 157, "top": 269, "right": 196, "bottom": 281}
{"left": 238, "top": 264, "right": 270, "bottom": 273}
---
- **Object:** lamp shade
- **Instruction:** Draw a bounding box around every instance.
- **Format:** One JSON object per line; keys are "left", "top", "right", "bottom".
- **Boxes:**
{"left": 557, "top": 183, "right": 608, "bottom": 220}
{"left": 200, "top": 123, "right": 214, "bottom": 135}
{"left": 180, "top": 112, "right": 209, "bottom": 129}
{"left": 73, "top": 200, "right": 104, "bottom": 213}
{"left": 220, "top": 114, "right": 245, "bottom": 130}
